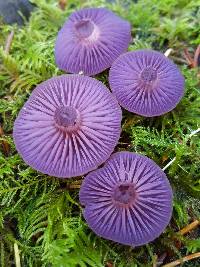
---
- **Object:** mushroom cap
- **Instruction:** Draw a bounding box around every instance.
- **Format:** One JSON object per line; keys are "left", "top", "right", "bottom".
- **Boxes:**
{"left": 55, "top": 8, "right": 131, "bottom": 76}
{"left": 13, "top": 75, "right": 122, "bottom": 178}
{"left": 109, "top": 49, "right": 185, "bottom": 117}
{"left": 79, "top": 151, "right": 173, "bottom": 246}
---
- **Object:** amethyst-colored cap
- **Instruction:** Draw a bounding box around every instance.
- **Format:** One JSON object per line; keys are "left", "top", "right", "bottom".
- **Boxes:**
{"left": 55, "top": 8, "right": 131, "bottom": 76}
{"left": 80, "top": 152, "right": 173, "bottom": 246}
{"left": 13, "top": 75, "right": 122, "bottom": 178}
{"left": 109, "top": 49, "right": 185, "bottom": 117}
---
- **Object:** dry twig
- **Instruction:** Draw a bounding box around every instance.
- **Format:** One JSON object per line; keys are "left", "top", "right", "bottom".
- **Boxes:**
{"left": 179, "top": 220, "right": 200, "bottom": 235}
{"left": 162, "top": 252, "right": 200, "bottom": 267}
{"left": 67, "top": 184, "right": 81, "bottom": 189}
{"left": 0, "top": 124, "right": 10, "bottom": 156}
{"left": 183, "top": 45, "right": 200, "bottom": 68}
{"left": 194, "top": 44, "right": 200, "bottom": 68}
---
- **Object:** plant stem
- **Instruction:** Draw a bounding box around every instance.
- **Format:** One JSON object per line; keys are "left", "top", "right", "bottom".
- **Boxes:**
{"left": 162, "top": 157, "right": 176, "bottom": 171}
{"left": 14, "top": 243, "right": 21, "bottom": 267}
{"left": 5, "top": 30, "right": 14, "bottom": 54}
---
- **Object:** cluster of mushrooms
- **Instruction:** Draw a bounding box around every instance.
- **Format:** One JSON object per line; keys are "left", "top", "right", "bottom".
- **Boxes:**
{"left": 13, "top": 8, "right": 185, "bottom": 246}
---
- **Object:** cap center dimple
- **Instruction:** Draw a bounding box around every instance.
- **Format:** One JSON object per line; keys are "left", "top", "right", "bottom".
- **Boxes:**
{"left": 74, "top": 19, "right": 94, "bottom": 39}
{"left": 54, "top": 106, "right": 77, "bottom": 128}
{"left": 140, "top": 67, "right": 157, "bottom": 83}
{"left": 113, "top": 183, "right": 136, "bottom": 206}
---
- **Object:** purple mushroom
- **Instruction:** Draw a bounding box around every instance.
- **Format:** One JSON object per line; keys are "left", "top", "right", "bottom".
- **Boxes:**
{"left": 13, "top": 75, "right": 122, "bottom": 178}
{"left": 55, "top": 8, "right": 131, "bottom": 76}
{"left": 109, "top": 49, "right": 185, "bottom": 117}
{"left": 80, "top": 151, "right": 173, "bottom": 246}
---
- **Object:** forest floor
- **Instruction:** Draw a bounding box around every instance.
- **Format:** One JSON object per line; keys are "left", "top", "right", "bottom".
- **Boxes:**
{"left": 0, "top": 0, "right": 200, "bottom": 266}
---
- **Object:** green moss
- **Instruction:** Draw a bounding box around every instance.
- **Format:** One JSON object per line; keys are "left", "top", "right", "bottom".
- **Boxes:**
{"left": 0, "top": 0, "right": 200, "bottom": 266}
